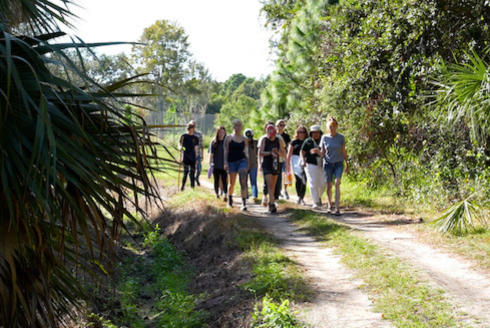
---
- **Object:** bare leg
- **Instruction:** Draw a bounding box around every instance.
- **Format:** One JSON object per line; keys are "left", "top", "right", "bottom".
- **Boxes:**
{"left": 327, "top": 182, "right": 333, "bottom": 210}
{"left": 238, "top": 168, "right": 248, "bottom": 199}
{"left": 228, "top": 173, "right": 237, "bottom": 207}
{"left": 334, "top": 178, "right": 341, "bottom": 212}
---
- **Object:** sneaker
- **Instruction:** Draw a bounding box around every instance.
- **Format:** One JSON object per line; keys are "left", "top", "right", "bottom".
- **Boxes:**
{"left": 300, "top": 199, "right": 307, "bottom": 206}
{"left": 180, "top": 186, "right": 185, "bottom": 192}
{"left": 227, "top": 196, "right": 233, "bottom": 208}
{"left": 296, "top": 198, "right": 301, "bottom": 205}
{"left": 262, "top": 195, "right": 268, "bottom": 207}
{"left": 270, "top": 204, "right": 277, "bottom": 213}
{"left": 283, "top": 190, "right": 289, "bottom": 200}
{"left": 312, "top": 203, "right": 319, "bottom": 209}
{"left": 240, "top": 205, "right": 247, "bottom": 211}
{"left": 196, "top": 179, "right": 200, "bottom": 186}
{"left": 216, "top": 195, "right": 220, "bottom": 199}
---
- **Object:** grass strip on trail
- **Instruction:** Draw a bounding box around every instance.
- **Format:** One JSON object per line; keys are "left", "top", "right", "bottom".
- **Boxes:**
{"left": 288, "top": 208, "right": 463, "bottom": 327}
{"left": 234, "top": 216, "right": 312, "bottom": 328}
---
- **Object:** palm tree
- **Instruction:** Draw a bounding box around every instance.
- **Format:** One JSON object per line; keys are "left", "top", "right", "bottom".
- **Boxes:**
{"left": 432, "top": 48, "right": 490, "bottom": 143}
{"left": 431, "top": 49, "right": 490, "bottom": 234}
{"left": 1, "top": 1, "right": 163, "bottom": 326}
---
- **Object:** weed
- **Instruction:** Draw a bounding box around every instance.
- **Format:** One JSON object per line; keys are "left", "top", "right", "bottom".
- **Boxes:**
{"left": 251, "top": 296, "right": 305, "bottom": 328}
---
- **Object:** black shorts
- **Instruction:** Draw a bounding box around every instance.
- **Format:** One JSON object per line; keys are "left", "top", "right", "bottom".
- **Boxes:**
{"left": 262, "top": 160, "right": 280, "bottom": 176}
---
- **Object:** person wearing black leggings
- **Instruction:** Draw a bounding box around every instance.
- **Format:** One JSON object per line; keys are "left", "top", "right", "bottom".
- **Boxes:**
{"left": 209, "top": 126, "right": 228, "bottom": 200}
{"left": 287, "top": 126, "right": 308, "bottom": 205}
{"left": 179, "top": 123, "right": 199, "bottom": 191}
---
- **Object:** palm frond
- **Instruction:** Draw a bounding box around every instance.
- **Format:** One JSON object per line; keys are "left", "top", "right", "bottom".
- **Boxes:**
{"left": 432, "top": 48, "right": 490, "bottom": 143}
{"left": 432, "top": 197, "right": 487, "bottom": 235}
{"left": 0, "top": 30, "right": 165, "bottom": 327}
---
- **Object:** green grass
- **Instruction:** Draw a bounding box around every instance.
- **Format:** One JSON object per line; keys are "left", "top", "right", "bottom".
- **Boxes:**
{"left": 288, "top": 209, "right": 463, "bottom": 327}
{"left": 109, "top": 225, "right": 207, "bottom": 328}
{"left": 251, "top": 296, "right": 305, "bottom": 328}
{"left": 235, "top": 227, "right": 313, "bottom": 302}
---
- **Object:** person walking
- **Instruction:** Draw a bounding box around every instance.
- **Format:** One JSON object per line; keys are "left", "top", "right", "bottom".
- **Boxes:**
{"left": 209, "top": 126, "right": 228, "bottom": 201}
{"left": 244, "top": 128, "right": 259, "bottom": 202}
{"left": 178, "top": 123, "right": 200, "bottom": 191}
{"left": 320, "top": 117, "right": 349, "bottom": 215}
{"left": 300, "top": 125, "right": 326, "bottom": 209}
{"left": 259, "top": 123, "right": 287, "bottom": 213}
{"left": 287, "top": 126, "right": 308, "bottom": 205}
{"left": 189, "top": 120, "right": 204, "bottom": 186}
{"left": 224, "top": 119, "right": 249, "bottom": 211}
{"left": 276, "top": 119, "right": 291, "bottom": 200}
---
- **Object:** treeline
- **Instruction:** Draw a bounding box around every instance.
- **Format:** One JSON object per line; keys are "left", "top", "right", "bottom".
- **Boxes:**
{"left": 50, "top": 20, "right": 266, "bottom": 125}
{"left": 255, "top": 0, "right": 490, "bottom": 207}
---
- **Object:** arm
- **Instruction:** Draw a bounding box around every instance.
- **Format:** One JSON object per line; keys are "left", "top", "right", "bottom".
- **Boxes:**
{"left": 178, "top": 135, "right": 184, "bottom": 151}
{"left": 278, "top": 138, "right": 289, "bottom": 172}
{"left": 223, "top": 136, "right": 230, "bottom": 171}
{"left": 209, "top": 141, "right": 214, "bottom": 165}
{"left": 244, "top": 138, "right": 249, "bottom": 159}
{"left": 286, "top": 144, "right": 293, "bottom": 165}
{"left": 342, "top": 145, "right": 349, "bottom": 174}
{"left": 300, "top": 150, "right": 306, "bottom": 167}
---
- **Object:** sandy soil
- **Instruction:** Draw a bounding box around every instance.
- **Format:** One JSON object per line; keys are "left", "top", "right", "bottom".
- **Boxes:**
{"left": 242, "top": 201, "right": 490, "bottom": 327}
{"left": 200, "top": 179, "right": 490, "bottom": 327}
{"left": 243, "top": 202, "right": 391, "bottom": 328}
{"left": 336, "top": 212, "right": 490, "bottom": 327}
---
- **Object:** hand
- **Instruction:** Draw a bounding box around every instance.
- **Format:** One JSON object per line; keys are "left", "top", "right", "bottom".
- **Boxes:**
{"left": 310, "top": 148, "right": 319, "bottom": 154}
{"left": 301, "top": 161, "right": 306, "bottom": 167}
{"left": 345, "top": 166, "right": 349, "bottom": 175}
{"left": 224, "top": 163, "right": 229, "bottom": 172}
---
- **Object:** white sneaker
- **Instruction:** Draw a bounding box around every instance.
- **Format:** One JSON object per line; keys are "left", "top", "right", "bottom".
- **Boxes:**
{"left": 300, "top": 199, "right": 307, "bottom": 206}
{"left": 312, "top": 203, "right": 319, "bottom": 209}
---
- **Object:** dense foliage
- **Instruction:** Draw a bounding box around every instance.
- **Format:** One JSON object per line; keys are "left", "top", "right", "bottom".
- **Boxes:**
{"left": 259, "top": 0, "right": 490, "bottom": 206}
{"left": 0, "top": 1, "right": 163, "bottom": 326}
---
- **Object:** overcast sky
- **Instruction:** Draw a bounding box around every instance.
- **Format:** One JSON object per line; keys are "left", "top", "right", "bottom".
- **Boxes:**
{"left": 67, "top": 0, "right": 276, "bottom": 82}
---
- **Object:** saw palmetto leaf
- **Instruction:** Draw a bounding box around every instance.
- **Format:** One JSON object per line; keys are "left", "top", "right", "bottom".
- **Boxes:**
{"left": 0, "top": 30, "right": 164, "bottom": 327}
{"left": 432, "top": 197, "right": 487, "bottom": 235}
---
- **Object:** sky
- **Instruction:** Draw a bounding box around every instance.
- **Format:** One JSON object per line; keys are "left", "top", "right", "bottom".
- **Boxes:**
{"left": 67, "top": 0, "right": 276, "bottom": 82}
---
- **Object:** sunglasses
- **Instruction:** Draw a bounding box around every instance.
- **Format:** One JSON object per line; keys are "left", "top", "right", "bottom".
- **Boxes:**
{"left": 298, "top": 131, "right": 306, "bottom": 134}
{"left": 278, "top": 124, "right": 285, "bottom": 127}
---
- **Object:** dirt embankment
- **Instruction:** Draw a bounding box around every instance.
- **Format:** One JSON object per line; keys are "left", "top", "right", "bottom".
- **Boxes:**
{"left": 153, "top": 203, "right": 258, "bottom": 328}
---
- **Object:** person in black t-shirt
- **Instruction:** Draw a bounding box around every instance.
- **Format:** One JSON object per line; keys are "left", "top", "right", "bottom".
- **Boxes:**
{"left": 300, "top": 125, "right": 326, "bottom": 209}
{"left": 209, "top": 126, "right": 228, "bottom": 200}
{"left": 259, "top": 123, "right": 287, "bottom": 213}
{"left": 178, "top": 123, "right": 199, "bottom": 191}
{"left": 287, "top": 126, "right": 308, "bottom": 205}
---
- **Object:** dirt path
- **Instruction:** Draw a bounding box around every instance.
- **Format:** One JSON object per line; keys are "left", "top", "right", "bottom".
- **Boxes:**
{"left": 337, "top": 213, "right": 490, "bottom": 326}
{"left": 201, "top": 180, "right": 490, "bottom": 326}
{"left": 243, "top": 202, "right": 391, "bottom": 328}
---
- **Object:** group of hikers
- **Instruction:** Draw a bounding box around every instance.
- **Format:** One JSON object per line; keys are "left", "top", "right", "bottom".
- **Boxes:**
{"left": 178, "top": 117, "right": 349, "bottom": 214}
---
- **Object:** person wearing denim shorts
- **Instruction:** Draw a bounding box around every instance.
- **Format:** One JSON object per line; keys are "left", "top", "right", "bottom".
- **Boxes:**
{"left": 224, "top": 119, "right": 249, "bottom": 211}
{"left": 320, "top": 117, "right": 349, "bottom": 215}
